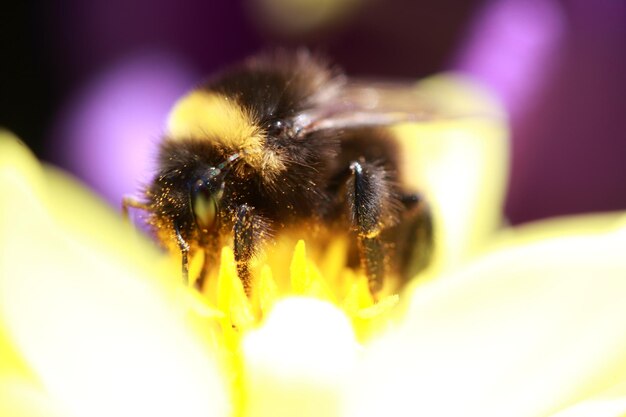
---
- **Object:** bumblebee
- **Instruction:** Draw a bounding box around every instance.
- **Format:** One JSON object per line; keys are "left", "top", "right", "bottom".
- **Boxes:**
{"left": 124, "top": 51, "right": 436, "bottom": 296}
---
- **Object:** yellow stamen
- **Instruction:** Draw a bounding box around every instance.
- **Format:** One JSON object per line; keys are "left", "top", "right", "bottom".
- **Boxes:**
{"left": 217, "top": 247, "right": 256, "bottom": 335}
{"left": 290, "top": 240, "right": 335, "bottom": 302}
{"left": 185, "top": 239, "right": 401, "bottom": 341}
{"left": 255, "top": 265, "right": 279, "bottom": 318}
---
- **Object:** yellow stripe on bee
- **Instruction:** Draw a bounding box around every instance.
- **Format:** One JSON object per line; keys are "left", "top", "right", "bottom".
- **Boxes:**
{"left": 166, "top": 90, "right": 286, "bottom": 175}
{"left": 167, "top": 90, "right": 262, "bottom": 150}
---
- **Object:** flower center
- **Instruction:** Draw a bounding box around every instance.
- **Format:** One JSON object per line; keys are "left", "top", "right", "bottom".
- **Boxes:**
{"left": 181, "top": 238, "right": 400, "bottom": 415}
{"left": 186, "top": 238, "right": 400, "bottom": 339}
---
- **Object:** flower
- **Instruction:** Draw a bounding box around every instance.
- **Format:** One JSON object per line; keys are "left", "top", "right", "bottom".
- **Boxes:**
{"left": 2, "top": 70, "right": 626, "bottom": 417}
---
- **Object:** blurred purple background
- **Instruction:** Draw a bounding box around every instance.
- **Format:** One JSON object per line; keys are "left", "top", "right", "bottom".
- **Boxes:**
{"left": 1, "top": 0, "right": 625, "bottom": 225}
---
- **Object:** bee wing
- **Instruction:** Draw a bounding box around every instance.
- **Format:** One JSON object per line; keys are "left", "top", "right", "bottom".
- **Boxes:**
{"left": 293, "top": 78, "right": 492, "bottom": 137}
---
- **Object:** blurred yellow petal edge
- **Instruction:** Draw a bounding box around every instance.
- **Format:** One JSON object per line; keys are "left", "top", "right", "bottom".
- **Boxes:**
{"left": 0, "top": 131, "right": 58, "bottom": 416}
{"left": 548, "top": 379, "right": 626, "bottom": 417}
{"left": 493, "top": 211, "right": 626, "bottom": 249}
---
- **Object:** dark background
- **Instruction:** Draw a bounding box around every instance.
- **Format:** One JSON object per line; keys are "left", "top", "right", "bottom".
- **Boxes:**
{"left": 2, "top": 0, "right": 625, "bottom": 224}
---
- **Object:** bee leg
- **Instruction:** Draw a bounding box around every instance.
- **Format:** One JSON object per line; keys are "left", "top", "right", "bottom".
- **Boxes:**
{"left": 347, "top": 161, "right": 391, "bottom": 295}
{"left": 174, "top": 224, "right": 190, "bottom": 285}
{"left": 234, "top": 204, "right": 256, "bottom": 296}
{"left": 121, "top": 195, "right": 150, "bottom": 220}
{"left": 395, "top": 193, "right": 434, "bottom": 281}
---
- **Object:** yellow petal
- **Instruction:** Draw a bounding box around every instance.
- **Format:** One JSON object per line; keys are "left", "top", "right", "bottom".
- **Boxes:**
{"left": 0, "top": 324, "right": 70, "bottom": 417}
{"left": 493, "top": 211, "right": 626, "bottom": 248}
{"left": 393, "top": 74, "right": 509, "bottom": 280}
{"left": 0, "top": 132, "right": 230, "bottom": 417}
{"left": 347, "top": 213, "right": 626, "bottom": 417}
{"left": 0, "top": 325, "right": 33, "bottom": 386}
{"left": 0, "top": 379, "right": 70, "bottom": 417}
{"left": 547, "top": 379, "right": 626, "bottom": 417}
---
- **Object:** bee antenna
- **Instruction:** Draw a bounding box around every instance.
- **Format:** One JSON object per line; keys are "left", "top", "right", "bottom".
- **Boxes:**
{"left": 211, "top": 152, "right": 242, "bottom": 177}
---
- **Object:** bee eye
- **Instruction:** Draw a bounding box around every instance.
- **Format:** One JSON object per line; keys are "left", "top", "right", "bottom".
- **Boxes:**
{"left": 191, "top": 179, "right": 220, "bottom": 231}
{"left": 267, "top": 119, "right": 292, "bottom": 138}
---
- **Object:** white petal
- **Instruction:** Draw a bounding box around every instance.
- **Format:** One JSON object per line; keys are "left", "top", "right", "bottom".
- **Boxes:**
{"left": 242, "top": 298, "right": 358, "bottom": 417}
